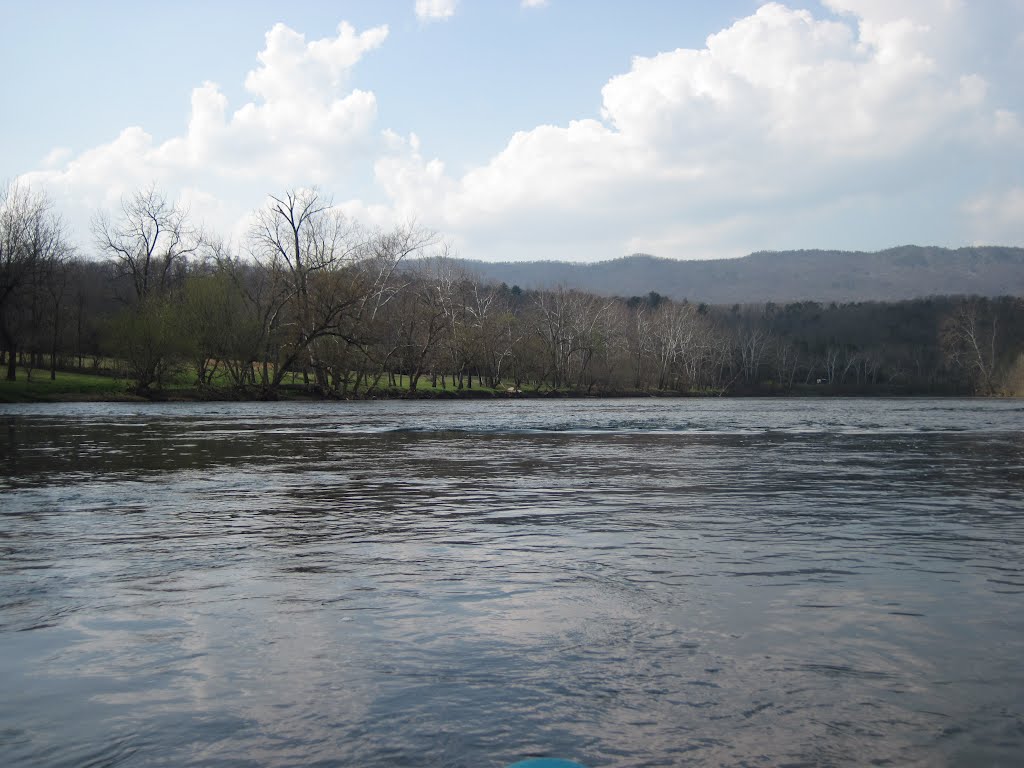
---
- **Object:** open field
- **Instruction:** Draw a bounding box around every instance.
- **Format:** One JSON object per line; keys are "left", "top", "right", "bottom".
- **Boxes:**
{"left": 0, "top": 369, "right": 519, "bottom": 403}
{"left": 0, "top": 371, "right": 135, "bottom": 403}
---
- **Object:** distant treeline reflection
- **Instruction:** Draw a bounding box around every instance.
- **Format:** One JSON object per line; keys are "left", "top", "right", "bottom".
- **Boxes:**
{"left": 1, "top": 183, "right": 1021, "bottom": 397}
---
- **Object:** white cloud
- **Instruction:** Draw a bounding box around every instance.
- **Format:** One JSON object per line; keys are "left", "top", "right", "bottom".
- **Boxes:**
{"left": 372, "top": 1, "right": 1023, "bottom": 259}
{"left": 415, "top": 0, "right": 457, "bottom": 21}
{"left": 141, "top": 20, "right": 388, "bottom": 183}
{"left": 521, "top": 0, "right": 549, "bottom": 7}
{"left": 20, "top": 21, "right": 388, "bottom": 245}
{"left": 42, "top": 147, "right": 72, "bottom": 168}
{"left": 244, "top": 22, "right": 387, "bottom": 102}
{"left": 15, "top": 3, "right": 1024, "bottom": 262}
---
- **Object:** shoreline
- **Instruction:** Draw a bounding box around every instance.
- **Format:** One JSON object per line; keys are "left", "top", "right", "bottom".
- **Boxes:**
{"left": 0, "top": 383, "right": 992, "bottom": 404}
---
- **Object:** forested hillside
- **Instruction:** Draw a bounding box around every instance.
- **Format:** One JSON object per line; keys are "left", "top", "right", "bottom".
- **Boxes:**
{"left": 2, "top": 183, "right": 1022, "bottom": 398}
{"left": 454, "top": 247, "right": 1024, "bottom": 304}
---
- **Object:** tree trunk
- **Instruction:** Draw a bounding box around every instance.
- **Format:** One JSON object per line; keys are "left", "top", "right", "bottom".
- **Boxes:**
{"left": 5, "top": 341, "right": 15, "bottom": 381}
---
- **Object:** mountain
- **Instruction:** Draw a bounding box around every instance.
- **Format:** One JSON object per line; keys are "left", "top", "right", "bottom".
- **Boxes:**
{"left": 449, "top": 245, "right": 1024, "bottom": 304}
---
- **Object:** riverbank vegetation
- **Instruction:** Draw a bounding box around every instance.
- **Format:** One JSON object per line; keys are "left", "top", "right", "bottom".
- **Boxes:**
{"left": 2, "top": 182, "right": 1022, "bottom": 402}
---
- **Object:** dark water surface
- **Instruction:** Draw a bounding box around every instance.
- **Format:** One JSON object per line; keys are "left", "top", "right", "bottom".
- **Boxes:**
{"left": 1, "top": 398, "right": 1023, "bottom": 767}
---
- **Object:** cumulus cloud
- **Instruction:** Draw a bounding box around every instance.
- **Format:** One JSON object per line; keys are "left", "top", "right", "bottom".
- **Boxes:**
{"left": 21, "top": 21, "right": 388, "bottom": 242}
{"left": 415, "top": 0, "right": 457, "bottom": 21}
{"left": 596, "top": 2, "right": 992, "bottom": 158}
{"left": 16, "top": 2, "right": 1024, "bottom": 261}
{"left": 42, "top": 147, "right": 72, "bottom": 168}
{"left": 373, "top": 1, "right": 1022, "bottom": 259}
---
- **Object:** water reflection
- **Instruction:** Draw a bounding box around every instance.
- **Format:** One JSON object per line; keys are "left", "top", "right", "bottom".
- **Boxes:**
{"left": 1, "top": 399, "right": 1023, "bottom": 766}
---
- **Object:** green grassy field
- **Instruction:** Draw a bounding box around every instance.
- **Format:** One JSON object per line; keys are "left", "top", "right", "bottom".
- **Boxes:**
{"left": 0, "top": 369, "right": 519, "bottom": 403}
{"left": 0, "top": 365, "right": 610, "bottom": 403}
{"left": 0, "top": 371, "right": 133, "bottom": 403}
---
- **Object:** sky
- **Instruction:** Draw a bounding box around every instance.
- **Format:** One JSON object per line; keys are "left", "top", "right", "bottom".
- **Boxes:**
{"left": 3, "top": 0, "right": 1023, "bottom": 262}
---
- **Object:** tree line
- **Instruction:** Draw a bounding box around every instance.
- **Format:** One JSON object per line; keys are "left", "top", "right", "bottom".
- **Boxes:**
{"left": 2, "top": 182, "right": 1022, "bottom": 397}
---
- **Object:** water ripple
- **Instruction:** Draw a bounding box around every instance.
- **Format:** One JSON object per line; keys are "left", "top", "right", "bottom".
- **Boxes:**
{"left": 1, "top": 399, "right": 1023, "bottom": 766}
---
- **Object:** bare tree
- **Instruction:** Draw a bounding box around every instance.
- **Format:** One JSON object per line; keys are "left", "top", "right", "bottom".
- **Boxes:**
{"left": 92, "top": 184, "right": 201, "bottom": 303}
{"left": 651, "top": 301, "right": 702, "bottom": 390}
{"left": 533, "top": 288, "right": 614, "bottom": 389}
{"left": 941, "top": 298, "right": 999, "bottom": 394}
{"left": 91, "top": 186, "right": 202, "bottom": 392}
{"left": 735, "top": 307, "right": 773, "bottom": 385}
{"left": 627, "top": 303, "right": 655, "bottom": 389}
{"left": 0, "top": 182, "right": 73, "bottom": 380}
{"left": 469, "top": 283, "right": 520, "bottom": 389}
{"left": 393, "top": 254, "right": 452, "bottom": 392}
{"left": 772, "top": 338, "right": 802, "bottom": 392}
{"left": 248, "top": 189, "right": 363, "bottom": 390}
{"left": 248, "top": 190, "right": 438, "bottom": 393}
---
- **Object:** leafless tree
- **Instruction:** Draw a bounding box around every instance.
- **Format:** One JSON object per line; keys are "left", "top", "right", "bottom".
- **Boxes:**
{"left": 391, "top": 254, "right": 455, "bottom": 392}
{"left": 248, "top": 188, "right": 364, "bottom": 390}
{"left": 533, "top": 287, "right": 614, "bottom": 389}
{"left": 0, "top": 181, "right": 73, "bottom": 380}
{"left": 941, "top": 298, "right": 999, "bottom": 394}
{"left": 248, "top": 190, "right": 438, "bottom": 393}
{"left": 627, "top": 304, "right": 655, "bottom": 389}
{"left": 92, "top": 184, "right": 201, "bottom": 303}
{"left": 735, "top": 308, "right": 773, "bottom": 385}
{"left": 772, "top": 338, "right": 802, "bottom": 392}
{"left": 651, "top": 301, "right": 702, "bottom": 390}
{"left": 332, "top": 222, "right": 438, "bottom": 394}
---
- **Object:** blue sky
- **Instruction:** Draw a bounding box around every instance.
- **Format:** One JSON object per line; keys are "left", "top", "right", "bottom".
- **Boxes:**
{"left": 5, "top": 0, "right": 1023, "bottom": 261}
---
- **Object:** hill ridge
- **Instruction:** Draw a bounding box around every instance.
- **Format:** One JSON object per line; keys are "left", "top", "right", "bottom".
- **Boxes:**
{"left": 449, "top": 245, "right": 1024, "bottom": 303}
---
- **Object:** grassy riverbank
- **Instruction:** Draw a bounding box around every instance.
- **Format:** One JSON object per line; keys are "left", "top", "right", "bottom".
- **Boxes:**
{"left": 0, "top": 368, "right": 713, "bottom": 403}
{"left": 0, "top": 368, "right": 978, "bottom": 403}
{"left": 0, "top": 371, "right": 135, "bottom": 402}
{"left": 0, "top": 370, "right": 525, "bottom": 403}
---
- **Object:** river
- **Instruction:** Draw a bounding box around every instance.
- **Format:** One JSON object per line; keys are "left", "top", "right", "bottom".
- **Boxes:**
{"left": 1, "top": 398, "right": 1022, "bottom": 767}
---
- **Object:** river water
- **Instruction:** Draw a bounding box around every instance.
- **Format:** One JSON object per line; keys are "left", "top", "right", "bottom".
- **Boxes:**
{"left": 1, "top": 398, "right": 1022, "bottom": 767}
